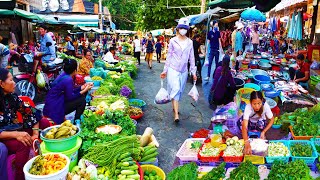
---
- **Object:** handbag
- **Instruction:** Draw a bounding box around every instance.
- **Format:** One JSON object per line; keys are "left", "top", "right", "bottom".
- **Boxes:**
{"left": 208, "top": 75, "right": 222, "bottom": 106}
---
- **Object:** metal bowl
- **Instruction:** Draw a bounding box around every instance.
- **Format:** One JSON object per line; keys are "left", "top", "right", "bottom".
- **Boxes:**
{"left": 211, "top": 115, "right": 227, "bottom": 123}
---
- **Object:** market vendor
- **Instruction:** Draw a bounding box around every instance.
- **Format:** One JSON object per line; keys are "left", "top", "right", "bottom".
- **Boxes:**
{"left": 43, "top": 59, "right": 93, "bottom": 124}
{"left": 237, "top": 91, "right": 274, "bottom": 155}
{"left": 103, "top": 46, "right": 119, "bottom": 63}
{"left": 289, "top": 53, "right": 310, "bottom": 86}
{"left": 0, "top": 68, "right": 51, "bottom": 180}
{"left": 78, "top": 49, "right": 94, "bottom": 76}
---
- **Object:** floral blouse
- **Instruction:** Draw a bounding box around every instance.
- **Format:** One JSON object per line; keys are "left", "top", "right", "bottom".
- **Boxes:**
{"left": 78, "top": 57, "right": 93, "bottom": 76}
{"left": 0, "top": 94, "right": 39, "bottom": 133}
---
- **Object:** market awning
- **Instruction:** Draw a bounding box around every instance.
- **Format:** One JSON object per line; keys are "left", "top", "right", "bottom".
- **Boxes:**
{"left": 66, "top": 21, "right": 98, "bottom": 27}
{"left": 208, "top": 0, "right": 281, "bottom": 12}
{"left": 219, "top": 13, "right": 240, "bottom": 23}
{"left": 271, "top": 0, "right": 307, "bottom": 12}
{"left": 0, "top": 8, "right": 43, "bottom": 21}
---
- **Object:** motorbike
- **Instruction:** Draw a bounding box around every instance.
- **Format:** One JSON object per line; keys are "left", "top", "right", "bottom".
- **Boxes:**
{"left": 14, "top": 49, "right": 63, "bottom": 100}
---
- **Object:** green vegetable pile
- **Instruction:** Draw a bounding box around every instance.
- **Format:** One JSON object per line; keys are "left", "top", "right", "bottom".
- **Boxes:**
{"left": 167, "top": 162, "right": 198, "bottom": 180}
{"left": 79, "top": 110, "right": 136, "bottom": 155}
{"left": 290, "top": 143, "right": 313, "bottom": 157}
{"left": 143, "top": 170, "right": 162, "bottom": 180}
{"left": 279, "top": 104, "right": 320, "bottom": 136}
{"left": 200, "top": 162, "right": 226, "bottom": 180}
{"left": 267, "top": 160, "right": 313, "bottom": 180}
{"left": 228, "top": 161, "right": 259, "bottom": 180}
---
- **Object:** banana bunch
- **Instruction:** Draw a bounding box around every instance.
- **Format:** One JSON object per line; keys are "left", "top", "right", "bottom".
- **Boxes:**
{"left": 45, "top": 120, "right": 77, "bottom": 139}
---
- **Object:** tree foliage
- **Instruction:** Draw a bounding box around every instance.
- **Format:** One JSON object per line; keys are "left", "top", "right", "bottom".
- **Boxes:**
{"left": 136, "top": 0, "right": 201, "bottom": 31}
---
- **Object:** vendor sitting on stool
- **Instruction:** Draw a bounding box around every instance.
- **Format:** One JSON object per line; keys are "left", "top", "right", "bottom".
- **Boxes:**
{"left": 237, "top": 91, "right": 274, "bottom": 155}
{"left": 289, "top": 53, "right": 310, "bottom": 88}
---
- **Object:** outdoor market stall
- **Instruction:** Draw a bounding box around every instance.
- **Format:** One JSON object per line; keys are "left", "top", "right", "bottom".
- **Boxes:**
{"left": 21, "top": 54, "right": 166, "bottom": 180}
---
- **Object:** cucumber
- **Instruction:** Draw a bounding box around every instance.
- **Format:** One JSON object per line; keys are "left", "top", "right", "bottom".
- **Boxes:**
{"left": 143, "top": 147, "right": 157, "bottom": 156}
{"left": 121, "top": 165, "right": 139, "bottom": 170}
{"left": 140, "top": 157, "right": 157, "bottom": 163}
{"left": 140, "top": 152, "right": 158, "bottom": 162}
{"left": 115, "top": 169, "right": 121, "bottom": 175}
{"left": 118, "top": 152, "right": 132, "bottom": 161}
{"left": 143, "top": 145, "right": 155, "bottom": 152}
{"left": 121, "top": 170, "right": 135, "bottom": 175}
{"left": 127, "top": 174, "right": 140, "bottom": 179}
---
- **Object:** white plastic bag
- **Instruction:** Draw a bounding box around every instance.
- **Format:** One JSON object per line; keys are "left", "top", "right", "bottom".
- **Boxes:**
{"left": 188, "top": 82, "right": 199, "bottom": 101}
{"left": 155, "top": 79, "right": 171, "bottom": 104}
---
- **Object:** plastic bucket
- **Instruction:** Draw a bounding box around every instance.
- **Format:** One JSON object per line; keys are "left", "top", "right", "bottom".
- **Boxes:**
{"left": 41, "top": 137, "right": 82, "bottom": 171}
{"left": 234, "top": 78, "right": 245, "bottom": 90}
{"left": 244, "top": 83, "right": 261, "bottom": 91}
{"left": 40, "top": 125, "right": 80, "bottom": 152}
{"left": 253, "top": 75, "right": 270, "bottom": 85}
{"left": 310, "top": 76, "right": 320, "bottom": 86}
{"left": 23, "top": 153, "right": 70, "bottom": 180}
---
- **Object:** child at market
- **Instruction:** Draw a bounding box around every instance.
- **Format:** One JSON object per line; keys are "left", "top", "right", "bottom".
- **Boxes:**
{"left": 237, "top": 91, "right": 275, "bottom": 155}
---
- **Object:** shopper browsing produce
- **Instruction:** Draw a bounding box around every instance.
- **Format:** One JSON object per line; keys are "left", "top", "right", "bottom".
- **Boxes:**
{"left": 43, "top": 59, "right": 93, "bottom": 124}
{"left": 237, "top": 91, "right": 274, "bottom": 155}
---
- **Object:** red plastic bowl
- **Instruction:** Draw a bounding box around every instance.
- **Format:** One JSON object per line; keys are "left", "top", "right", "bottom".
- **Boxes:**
{"left": 130, "top": 112, "right": 144, "bottom": 120}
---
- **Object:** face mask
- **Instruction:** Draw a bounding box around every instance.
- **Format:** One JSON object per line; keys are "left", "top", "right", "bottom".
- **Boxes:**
{"left": 214, "top": 27, "right": 219, "bottom": 31}
{"left": 179, "top": 29, "right": 188, "bottom": 36}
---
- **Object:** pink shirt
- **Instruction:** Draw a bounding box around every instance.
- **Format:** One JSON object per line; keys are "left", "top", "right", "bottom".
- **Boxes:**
{"left": 252, "top": 32, "right": 260, "bottom": 45}
{"left": 163, "top": 37, "right": 196, "bottom": 75}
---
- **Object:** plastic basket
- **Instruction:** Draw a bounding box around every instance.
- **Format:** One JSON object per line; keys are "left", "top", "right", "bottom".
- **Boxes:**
{"left": 140, "top": 165, "right": 166, "bottom": 180}
{"left": 265, "top": 140, "right": 290, "bottom": 164}
{"left": 311, "top": 138, "right": 320, "bottom": 156}
{"left": 289, "top": 126, "right": 320, "bottom": 140}
{"left": 243, "top": 155, "right": 265, "bottom": 164}
{"left": 197, "top": 161, "right": 222, "bottom": 166}
{"left": 179, "top": 160, "right": 198, "bottom": 166}
{"left": 289, "top": 140, "right": 318, "bottom": 165}
{"left": 139, "top": 158, "right": 159, "bottom": 166}
{"left": 222, "top": 155, "right": 244, "bottom": 163}
{"left": 236, "top": 88, "right": 256, "bottom": 108}
{"left": 197, "top": 145, "right": 222, "bottom": 162}
{"left": 176, "top": 138, "right": 205, "bottom": 161}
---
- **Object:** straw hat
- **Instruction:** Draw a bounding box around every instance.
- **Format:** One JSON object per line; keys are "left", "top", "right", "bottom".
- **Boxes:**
{"left": 9, "top": 43, "right": 17, "bottom": 50}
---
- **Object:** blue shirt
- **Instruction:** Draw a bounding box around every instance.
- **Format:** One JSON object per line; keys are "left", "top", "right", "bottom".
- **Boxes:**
{"left": 155, "top": 42, "right": 162, "bottom": 53}
{"left": 40, "top": 33, "right": 56, "bottom": 63}
{"left": 235, "top": 31, "right": 243, "bottom": 53}
{"left": 207, "top": 30, "right": 221, "bottom": 50}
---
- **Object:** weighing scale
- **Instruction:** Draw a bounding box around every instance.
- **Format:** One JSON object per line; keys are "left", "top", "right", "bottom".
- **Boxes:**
{"left": 210, "top": 115, "right": 228, "bottom": 134}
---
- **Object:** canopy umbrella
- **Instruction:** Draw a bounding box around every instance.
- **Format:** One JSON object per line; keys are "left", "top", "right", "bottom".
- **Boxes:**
{"left": 0, "top": 8, "right": 43, "bottom": 21}
{"left": 241, "top": 8, "right": 266, "bottom": 22}
{"left": 287, "top": 11, "right": 296, "bottom": 39}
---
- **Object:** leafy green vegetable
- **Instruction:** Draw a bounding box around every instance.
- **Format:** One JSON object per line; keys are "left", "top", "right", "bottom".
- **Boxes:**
{"left": 290, "top": 143, "right": 313, "bottom": 157}
{"left": 315, "top": 144, "right": 320, "bottom": 154}
{"left": 200, "top": 162, "right": 225, "bottom": 180}
{"left": 267, "top": 160, "right": 313, "bottom": 180}
{"left": 167, "top": 162, "right": 198, "bottom": 180}
{"left": 228, "top": 161, "right": 259, "bottom": 180}
{"left": 191, "top": 141, "right": 202, "bottom": 150}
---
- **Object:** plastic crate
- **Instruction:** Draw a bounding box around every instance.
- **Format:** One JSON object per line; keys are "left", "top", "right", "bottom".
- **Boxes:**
{"left": 222, "top": 155, "right": 244, "bottom": 163}
{"left": 176, "top": 138, "right": 205, "bottom": 161}
{"left": 197, "top": 161, "right": 221, "bottom": 166}
{"left": 265, "top": 140, "right": 290, "bottom": 164}
{"left": 311, "top": 138, "right": 320, "bottom": 156}
{"left": 179, "top": 160, "right": 198, "bottom": 166}
{"left": 198, "top": 146, "right": 222, "bottom": 162}
{"left": 289, "top": 126, "right": 320, "bottom": 140}
{"left": 244, "top": 155, "right": 265, "bottom": 164}
{"left": 139, "top": 158, "right": 158, "bottom": 166}
{"left": 289, "top": 140, "right": 318, "bottom": 165}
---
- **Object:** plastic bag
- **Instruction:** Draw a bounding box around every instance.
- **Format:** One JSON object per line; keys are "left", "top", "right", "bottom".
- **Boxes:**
{"left": 90, "top": 67, "right": 104, "bottom": 78}
{"left": 188, "top": 82, "right": 199, "bottom": 101}
{"left": 36, "top": 69, "right": 46, "bottom": 88}
{"left": 311, "top": 61, "right": 320, "bottom": 70}
{"left": 94, "top": 60, "right": 106, "bottom": 69}
{"left": 155, "top": 80, "right": 171, "bottom": 104}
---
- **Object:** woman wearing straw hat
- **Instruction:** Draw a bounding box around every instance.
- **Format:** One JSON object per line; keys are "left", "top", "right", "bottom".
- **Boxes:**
{"left": 160, "top": 18, "right": 197, "bottom": 122}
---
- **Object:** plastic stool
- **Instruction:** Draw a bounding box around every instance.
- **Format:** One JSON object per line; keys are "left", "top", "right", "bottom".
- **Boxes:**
{"left": 248, "top": 131, "right": 261, "bottom": 138}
